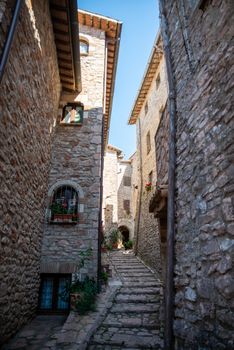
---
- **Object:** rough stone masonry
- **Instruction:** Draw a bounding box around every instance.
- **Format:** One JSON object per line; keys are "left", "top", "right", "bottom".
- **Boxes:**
{"left": 0, "top": 0, "right": 61, "bottom": 344}
{"left": 162, "top": 0, "right": 234, "bottom": 348}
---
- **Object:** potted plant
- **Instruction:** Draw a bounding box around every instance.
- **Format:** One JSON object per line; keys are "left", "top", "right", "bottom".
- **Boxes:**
{"left": 50, "top": 202, "right": 78, "bottom": 223}
{"left": 124, "top": 240, "right": 133, "bottom": 250}
{"left": 109, "top": 229, "right": 121, "bottom": 249}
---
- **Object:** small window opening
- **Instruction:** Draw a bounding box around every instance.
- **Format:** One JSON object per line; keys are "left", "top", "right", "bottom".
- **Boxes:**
{"left": 80, "top": 40, "right": 89, "bottom": 55}
{"left": 145, "top": 101, "right": 148, "bottom": 115}
{"left": 156, "top": 74, "right": 161, "bottom": 90}
{"left": 148, "top": 171, "right": 153, "bottom": 184}
{"left": 123, "top": 200, "right": 130, "bottom": 215}
{"left": 123, "top": 176, "right": 131, "bottom": 186}
{"left": 146, "top": 131, "right": 151, "bottom": 154}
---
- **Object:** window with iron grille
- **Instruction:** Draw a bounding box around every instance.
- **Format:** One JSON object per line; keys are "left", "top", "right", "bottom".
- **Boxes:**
{"left": 61, "top": 103, "right": 83, "bottom": 125}
{"left": 123, "top": 200, "right": 130, "bottom": 214}
{"left": 123, "top": 176, "right": 131, "bottom": 187}
{"left": 50, "top": 185, "right": 79, "bottom": 223}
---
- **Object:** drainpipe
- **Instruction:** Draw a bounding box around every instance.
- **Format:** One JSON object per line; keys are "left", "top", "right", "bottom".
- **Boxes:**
{"left": 97, "top": 39, "right": 108, "bottom": 290}
{"left": 159, "top": 1, "right": 177, "bottom": 350}
{"left": 0, "top": 0, "right": 23, "bottom": 83}
{"left": 134, "top": 118, "right": 143, "bottom": 254}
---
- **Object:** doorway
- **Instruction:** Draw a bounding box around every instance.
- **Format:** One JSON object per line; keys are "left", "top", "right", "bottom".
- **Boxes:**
{"left": 38, "top": 274, "right": 71, "bottom": 313}
{"left": 118, "top": 225, "right": 130, "bottom": 243}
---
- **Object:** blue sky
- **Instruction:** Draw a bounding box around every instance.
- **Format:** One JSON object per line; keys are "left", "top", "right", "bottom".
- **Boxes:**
{"left": 79, "top": 0, "right": 160, "bottom": 158}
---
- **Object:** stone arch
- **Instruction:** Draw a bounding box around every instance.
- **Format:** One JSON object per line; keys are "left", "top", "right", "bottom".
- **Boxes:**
{"left": 118, "top": 219, "right": 134, "bottom": 241}
{"left": 46, "top": 179, "right": 85, "bottom": 215}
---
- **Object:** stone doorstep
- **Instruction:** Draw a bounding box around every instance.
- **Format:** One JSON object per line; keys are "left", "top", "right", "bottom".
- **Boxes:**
{"left": 54, "top": 283, "right": 121, "bottom": 349}
{"left": 115, "top": 294, "right": 160, "bottom": 303}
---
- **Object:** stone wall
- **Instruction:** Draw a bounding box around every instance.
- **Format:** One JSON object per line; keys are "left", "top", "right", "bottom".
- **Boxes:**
{"left": 41, "top": 24, "right": 105, "bottom": 280}
{"left": 117, "top": 160, "right": 134, "bottom": 239}
{"left": 0, "top": 0, "right": 61, "bottom": 343}
{"left": 163, "top": 0, "right": 234, "bottom": 348}
{"left": 134, "top": 57, "right": 168, "bottom": 272}
{"left": 103, "top": 148, "right": 119, "bottom": 233}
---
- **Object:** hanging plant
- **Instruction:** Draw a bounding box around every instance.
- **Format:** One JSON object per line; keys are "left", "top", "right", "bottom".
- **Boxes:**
{"left": 145, "top": 182, "right": 152, "bottom": 192}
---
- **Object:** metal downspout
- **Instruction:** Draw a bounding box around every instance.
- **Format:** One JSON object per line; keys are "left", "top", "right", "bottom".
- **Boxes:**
{"left": 134, "top": 118, "right": 143, "bottom": 254}
{"left": 0, "top": 0, "right": 23, "bottom": 83}
{"left": 159, "top": 1, "right": 176, "bottom": 349}
{"left": 68, "top": 0, "right": 82, "bottom": 92}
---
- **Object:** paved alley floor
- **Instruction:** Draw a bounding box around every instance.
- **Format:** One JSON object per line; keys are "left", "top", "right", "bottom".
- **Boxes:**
{"left": 88, "top": 249, "right": 164, "bottom": 350}
{"left": 2, "top": 315, "right": 67, "bottom": 350}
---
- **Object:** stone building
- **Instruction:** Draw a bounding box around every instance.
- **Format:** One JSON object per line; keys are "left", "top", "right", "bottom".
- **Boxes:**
{"left": 128, "top": 33, "right": 168, "bottom": 272}
{"left": 103, "top": 145, "right": 134, "bottom": 242}
{"left": 0, "top": 2, "right": 121, "bottom": 344}
{"left": 158, "top": 1, "right": 234, "bottom": 349}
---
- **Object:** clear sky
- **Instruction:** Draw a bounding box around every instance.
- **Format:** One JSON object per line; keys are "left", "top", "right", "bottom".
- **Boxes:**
{"left": 79, "top": 0, "right": 160, "bottom": 159}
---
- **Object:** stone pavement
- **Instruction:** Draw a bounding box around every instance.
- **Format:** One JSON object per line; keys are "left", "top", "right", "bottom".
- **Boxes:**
{"left": 87, "top": 249, "right": 164, "bottom": 349}
{"left": 2, "top": 315, "right": 67, "bottom": 350}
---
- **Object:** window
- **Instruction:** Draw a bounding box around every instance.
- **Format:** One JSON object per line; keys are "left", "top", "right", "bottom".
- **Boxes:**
{"left": 156, "top": 73, "right": 160, "bottom": 90}
{"left": 80, "top": 40, "right": 89, "bottom": 55}
{"left": 148, "top": 171, "right": 153, "bottom": 184}
{"left": 39, "top": 274, "right": 71, "bottom": 313}
{"left": 123, "top": 200, "right": 130, "bottom": 215}
{"left": 61, "top": 103, "right": 83, "bottom": 125}
{"left": 146, "top": 131, "right": 151, "bottom": 154}
{"left": 144, "top": 101, "right": 148, "bottom": 115}
{"left": 50, "top": 185, "right": 78, "bottom": 223}
{"left": 123, "top": 176, "right": 131, "bottom": 187}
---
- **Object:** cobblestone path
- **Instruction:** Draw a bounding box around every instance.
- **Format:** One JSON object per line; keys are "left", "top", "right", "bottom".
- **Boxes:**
{"left": 88, "top": 250, "right": 164, "bottom": 350}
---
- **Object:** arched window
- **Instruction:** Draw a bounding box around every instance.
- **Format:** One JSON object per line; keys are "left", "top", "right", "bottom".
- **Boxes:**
{"left": 50, "top": 185, "right": 79, "bottom": 223}
{"left": 80, "top": 40, "right": 89, "bottom": 55}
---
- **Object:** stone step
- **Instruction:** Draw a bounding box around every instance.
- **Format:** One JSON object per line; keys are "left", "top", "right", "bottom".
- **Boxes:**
{"left": 115, "top": 294, "right": 160, "bottom": 303}
{"left": 103, "top": 313, "right": 161, "bottom": 329}
{"left": 117, "top": 267, "right": 150, "bottom": 273}
{"left": 123, "top": 281, "right": 160, "bottom": 287}
{"left": 122, "top": 277, "right": 157, "bottom": 283}
{"left": 120, "top": 287, "right": 161, "bottom": 295}
{"left": 89, "top": 326, "right": 163, "bottom": 349}
{"left": 119, "top": 273, "right": 154, "bottom": 277}
{"left": 111, "top": 303, "right": 161, "bottom": 314}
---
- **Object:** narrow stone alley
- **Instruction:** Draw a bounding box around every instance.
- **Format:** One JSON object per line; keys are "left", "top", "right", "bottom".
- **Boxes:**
{"left": 88, "top": 250, "right": 164, "bottom": 349}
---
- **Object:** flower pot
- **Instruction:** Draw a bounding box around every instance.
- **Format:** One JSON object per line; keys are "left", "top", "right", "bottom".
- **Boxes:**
{"left": 70, "top": 292, "right": 81, "bottom": 311}
{"left": 53, "top": 214, "right": 78, "bottom": 223}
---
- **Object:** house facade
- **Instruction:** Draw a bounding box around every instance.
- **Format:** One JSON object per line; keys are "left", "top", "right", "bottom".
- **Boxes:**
{"left": 129, "top": 34, "right": 168, "bottom": 273}
{"left": 159, "top": 1, "right": 234, "bottom": 348}
{"left": 103, "top": 145, "right": 134, "bottom": 242}
{"left": 0, "top": 2, "right": 121, "bottom": 344}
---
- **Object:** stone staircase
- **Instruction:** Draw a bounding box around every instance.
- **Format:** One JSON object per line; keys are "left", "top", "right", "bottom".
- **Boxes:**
{"left": 87, "top": 250, "right": 164, "bottom": 350}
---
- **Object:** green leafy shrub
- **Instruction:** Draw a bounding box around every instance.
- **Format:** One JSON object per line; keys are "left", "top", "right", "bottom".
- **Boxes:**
{"left": 72, "top": 277, "right": 97, "bottom": 314}
{"left": 124, "top": 240, "right": 133, "bottom": 250}
{"left": 109, "top": 229, "right": 121, "bottom": 245}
